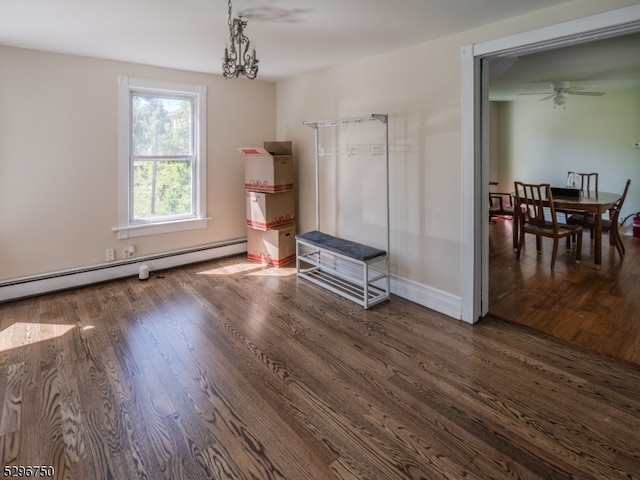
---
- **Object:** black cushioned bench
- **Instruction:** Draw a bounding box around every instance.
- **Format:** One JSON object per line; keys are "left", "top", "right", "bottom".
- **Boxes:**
{"left": 295, "top": 231, "right": 386, "bottom": 261}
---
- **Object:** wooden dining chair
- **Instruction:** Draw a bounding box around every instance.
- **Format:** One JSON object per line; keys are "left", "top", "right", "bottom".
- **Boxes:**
{"left": 489, "top": 192, "right": 515, "bottom": 221}
{"left": 514, "top": 181, "right": 584, "bottom": 270}
{"left": 575, "top": 172, "right": 599, "bottom": 193}
{"left": 488, "top": 181, "right": 514, "bottom": 223}
{"left": 565, "top": 171, "right": 599, "bottom": 237}
{"left": 582, "top": 179, "right": 631, "bottom": 259}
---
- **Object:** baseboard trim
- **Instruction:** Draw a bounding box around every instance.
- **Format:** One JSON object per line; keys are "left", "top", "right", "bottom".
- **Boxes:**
{"left": 0, "top": 239, "right": 247, "bottom": 303}
{"left": 391, "top": 275, "right": 463, "bottom": 322}
{"left": 1, "top": 241, "right": 463, "bottom": 323}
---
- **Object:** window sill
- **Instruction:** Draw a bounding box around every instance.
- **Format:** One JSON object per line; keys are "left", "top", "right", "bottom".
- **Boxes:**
{"left": 113, "top": 217, "right": 211, "bottom": 239}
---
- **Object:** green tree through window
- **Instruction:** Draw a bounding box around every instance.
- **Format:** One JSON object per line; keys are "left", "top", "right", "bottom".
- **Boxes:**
{"left": 131, "top": 94, "right": 194, "bottom": 220}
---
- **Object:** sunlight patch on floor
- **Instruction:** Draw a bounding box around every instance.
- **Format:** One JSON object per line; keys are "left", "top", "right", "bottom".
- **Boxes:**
{"left": 197, "top": 261, "right": 296, "bottom": 277}
{"left": 247, "top": 266, "right": 296, "bottom": 277}
{"left": 0, "top": 322, "right": 74, "bottom": 351}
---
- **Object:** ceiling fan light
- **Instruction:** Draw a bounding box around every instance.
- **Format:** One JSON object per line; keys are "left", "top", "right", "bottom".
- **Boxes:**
{"left": 554, "top": 95, "right": 567, "bottom": 108}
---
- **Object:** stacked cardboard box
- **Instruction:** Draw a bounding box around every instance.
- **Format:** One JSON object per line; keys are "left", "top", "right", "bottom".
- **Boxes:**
{"left": 238, "top": 142, "right": 296, "bottom": 267}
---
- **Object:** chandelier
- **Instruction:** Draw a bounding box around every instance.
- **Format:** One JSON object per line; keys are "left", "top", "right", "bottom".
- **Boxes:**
{"left": 222, "top": 0, "right": 259, "bottom": 79}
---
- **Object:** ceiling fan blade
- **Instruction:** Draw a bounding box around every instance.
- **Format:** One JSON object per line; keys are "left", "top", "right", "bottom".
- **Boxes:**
{"left": 518, "top": 92, "right": 551, "bottom": 96}
{"left": 567, "top": 91, "right": 605, "bottom": 96}
{"left": 538, "top": 94, "right": 555, "bottom": 101}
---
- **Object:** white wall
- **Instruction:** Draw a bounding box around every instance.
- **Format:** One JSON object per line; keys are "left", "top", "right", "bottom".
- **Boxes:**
{"left": 276, "top": 0, "right": 640, "bottom": 316}
{"left": 0, "top": 46, "right": 276, "bottom": 282}
{"left": 493, "top": 89, "right": 640, "bottom": 222}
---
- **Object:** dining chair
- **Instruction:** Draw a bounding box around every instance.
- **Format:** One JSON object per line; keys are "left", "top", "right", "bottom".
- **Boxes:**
{"left": 489, "top": 192, "right": 515, "bottom": 221}
{"left": 575, "top": 172, "right": 599, "bottom": 192}
{"left": 489, "top": 181, "right": 515, "bottom": 223}
{"left": 582, "top": 178, "right": 631, "bottom": 259}
{"left": 514, "top": 181, "right": 584, "bottom": 270}
{"left": 565, "top": 171, "right": 599, "bottom": 237}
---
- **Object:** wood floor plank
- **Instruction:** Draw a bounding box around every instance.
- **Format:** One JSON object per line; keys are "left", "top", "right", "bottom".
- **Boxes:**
{"left": 0, "top": 430, "right": 20, "bottom": 466}
{"left": 82, "top": 408, "right": 122, "bottom": 480}
{"left": 37, "top": 367, "right": 75, "bottom": 479}
{"left": 0, "top": 362, "right": 23, "bottom": 436}
{"left": 128, "top": 364, "right": 181, "bottom": 480}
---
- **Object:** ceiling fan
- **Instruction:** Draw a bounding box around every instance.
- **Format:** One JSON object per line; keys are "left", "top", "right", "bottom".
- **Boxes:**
{"left": 520, "top": 81, "right": 605, "bottom": 108}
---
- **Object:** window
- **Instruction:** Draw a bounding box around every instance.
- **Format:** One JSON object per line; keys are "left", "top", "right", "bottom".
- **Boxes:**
{"left": 115, "top": 77, "right": 208, "bottom": 239}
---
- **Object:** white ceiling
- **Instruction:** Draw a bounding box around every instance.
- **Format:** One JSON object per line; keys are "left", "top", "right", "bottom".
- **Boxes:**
{"left": 0, "top": 0, "right": 574, "bottom": 82}
{"left": 489, "top": 31, "right": 640, "bottom": 101}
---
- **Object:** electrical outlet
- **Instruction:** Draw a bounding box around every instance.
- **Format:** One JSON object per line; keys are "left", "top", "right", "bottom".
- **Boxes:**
{"left": 106, "top": 249, "right": 115, "bottom": 262}
{"left": 123, "top": 245, "right": 136, "bottom": 258}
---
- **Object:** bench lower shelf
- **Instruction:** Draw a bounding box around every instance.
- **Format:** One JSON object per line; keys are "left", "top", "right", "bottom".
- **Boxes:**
{"left": 295, "top": 232, "right": 390, "bottom": 309}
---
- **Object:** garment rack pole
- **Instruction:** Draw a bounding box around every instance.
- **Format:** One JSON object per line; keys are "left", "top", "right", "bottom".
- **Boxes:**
{"left": 383, "top": 116, "right": 390, "bottom": 296}
{"left": 314, "top": 125, "right": 320, "bottom": 231}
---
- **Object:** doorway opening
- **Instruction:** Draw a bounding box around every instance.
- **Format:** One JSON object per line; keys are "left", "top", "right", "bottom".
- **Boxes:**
{"left": 461, "top": 5, "right": 640, "bottom": 324}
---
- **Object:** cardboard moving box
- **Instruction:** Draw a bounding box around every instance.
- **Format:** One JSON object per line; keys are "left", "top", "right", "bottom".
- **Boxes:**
{"left": 246, "top": 190, "right": 295, "bottom": 230}
{"left": 247, "top": 225, "right": 296, "bottom": 267}
{"left": 239, "top": 141, "right": 293, "bottom": 193}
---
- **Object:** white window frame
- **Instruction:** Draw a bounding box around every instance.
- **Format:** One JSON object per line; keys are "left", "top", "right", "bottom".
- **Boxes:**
{"left": 114, "top": 76, "right": 208, "bottom": 239}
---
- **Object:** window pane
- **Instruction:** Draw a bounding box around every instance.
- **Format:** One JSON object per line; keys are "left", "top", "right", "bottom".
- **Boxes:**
{"left": 133, "top": 159, "right": 193, "bottom": 220}
{"left": 131, "top": 95, "right": 192, "bottom": 156}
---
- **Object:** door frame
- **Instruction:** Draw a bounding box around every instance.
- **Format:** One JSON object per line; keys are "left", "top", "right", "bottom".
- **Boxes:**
{"left": 461, "top": 4, "right": 640, "bottom": 324}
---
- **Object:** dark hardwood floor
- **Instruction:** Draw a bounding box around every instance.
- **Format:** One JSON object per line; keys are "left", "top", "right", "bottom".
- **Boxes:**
{"left": 1, "top": 253, "right": 639, "bottom": 479}
{"left": 489, "top": 215, "right": 640, "bottom": 367}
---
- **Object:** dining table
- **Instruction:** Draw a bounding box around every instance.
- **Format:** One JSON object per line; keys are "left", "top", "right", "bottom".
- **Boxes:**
{"left": 512, "top": 190, "right": 622, "bottom": 269}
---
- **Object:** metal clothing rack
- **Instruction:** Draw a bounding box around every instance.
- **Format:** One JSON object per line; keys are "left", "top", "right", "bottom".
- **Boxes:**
{"left": 296, "top": 114, "right": 390, "bottom": 308}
